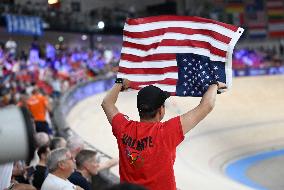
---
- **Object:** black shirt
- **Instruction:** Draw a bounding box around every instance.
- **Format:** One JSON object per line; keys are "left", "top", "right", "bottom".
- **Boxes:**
{"left": 68, "top": 171, "right": 92, "bottom": 190}
{"left": 32, "top": 165, "right": 48, "bottom": 189}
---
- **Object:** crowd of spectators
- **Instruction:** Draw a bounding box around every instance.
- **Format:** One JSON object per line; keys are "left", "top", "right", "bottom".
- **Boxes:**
{"left": 233, "top": 44, "right": 284, "bottom": 70}
{"left": 0, "top": 132, "right": 118, "bottom": 189}
{"left": 0, "top": 38, "right": 121, "bottom": 189}
{"left": 0, "top": 38, "right": 120, "bottom": 108}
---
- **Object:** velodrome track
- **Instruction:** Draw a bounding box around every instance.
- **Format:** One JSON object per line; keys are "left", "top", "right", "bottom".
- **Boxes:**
{"left": 66, "top": 75, "right": 284, "bottom": 190}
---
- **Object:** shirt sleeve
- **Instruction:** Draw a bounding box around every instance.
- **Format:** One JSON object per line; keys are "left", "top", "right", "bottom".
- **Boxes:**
{"left": 111, "top": 113, "right": 129, "bottom": 138}
{"left": 162, "top": 116, "right": 185, "bottom": 150}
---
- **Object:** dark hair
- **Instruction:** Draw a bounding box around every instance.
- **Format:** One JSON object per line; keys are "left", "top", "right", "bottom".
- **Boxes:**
{"left": 138, "top": 109, "right": 159, "bottom": 120}
{"left": 37, "top": 145, "right": 50, "bottom": 159}
{"left": 105, "top": 183, "right": 148, "bottom": 190}
{"left": 75, "top": 149, "right": 97, "bottom": 169}
{"left": 138, "top": 104, "right": 164, "bottom": 120}
{"left": 50, "top": 137, "right": 65, "bottom": 150}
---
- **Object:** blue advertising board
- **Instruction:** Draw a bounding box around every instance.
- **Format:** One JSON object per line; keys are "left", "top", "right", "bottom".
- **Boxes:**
{"left": 233, "top": 66, "right": 284, "bottom": 77}
{"left": 5, "top": 14, "right": 43, "bottom": 36}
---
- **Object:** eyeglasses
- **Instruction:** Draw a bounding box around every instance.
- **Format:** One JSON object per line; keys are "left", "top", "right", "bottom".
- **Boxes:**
{"left": 61, "top": 156, "right": 76, "bottom": 162}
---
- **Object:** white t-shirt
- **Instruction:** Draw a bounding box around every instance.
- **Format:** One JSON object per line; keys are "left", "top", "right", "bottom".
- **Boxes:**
{"left": 41, "top": 173, "right": 76, "bottom": 190}
{"left": 0, "top": 163, "right": 13, "bottom": 190}
{"left": 5, "top": 40, "right": 17, "bottom": 54}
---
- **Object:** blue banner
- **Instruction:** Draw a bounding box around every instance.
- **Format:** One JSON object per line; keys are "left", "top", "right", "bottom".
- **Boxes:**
{"left": 5, "top": 14, "right": 43, "bottom": 36}
{"left": 233, "top": 66, "right": 284, "bottom": 77}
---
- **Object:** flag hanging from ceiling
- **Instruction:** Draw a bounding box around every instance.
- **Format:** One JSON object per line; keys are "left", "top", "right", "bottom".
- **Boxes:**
{"left": 117, "top": 15, "right": 244, "bottom": 97}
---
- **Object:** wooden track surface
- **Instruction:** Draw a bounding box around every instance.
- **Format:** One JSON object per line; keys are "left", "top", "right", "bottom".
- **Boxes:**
{"left": 67, "top": 75, "right": 284, "bottom": 190}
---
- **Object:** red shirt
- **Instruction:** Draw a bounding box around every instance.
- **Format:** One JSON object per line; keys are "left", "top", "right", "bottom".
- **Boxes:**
{"left": 112, "top": 113, "right": 184, "bottom": 190}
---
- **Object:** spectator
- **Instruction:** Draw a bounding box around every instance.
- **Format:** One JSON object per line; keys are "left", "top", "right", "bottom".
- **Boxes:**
{"left": 29, "top": 132, "right": 50, "bottom": 167}
{"left": 5, "top": 37, "right": 17, "bottom": 57}
{"left": 101, "top": 79, "right": 226, "bottom": 190}
{"left": 26, "top": 88, "right": 52, "bottom": 135}
{"left": 1, "top": 162, "right": 36, "bottom": 190}
{"left": 41, "top": 148, "right": 82, "bottom": 190}
{"left": 12, "top": 161, "right": 28, "bottom": 183}
{"left": 68, "top": 149, "right": 99, "bottom": 190}
{"left": 67, "top": 136, "right": 85, "bottom": 158}
{"left": 35, "top": 132, "right": 50, "bottom": 148}
{"left": 68, "top": 149, "right": 118, "bottom": 190}
{"left": 67, "top": 136, "right": 118, "bottom": 173}
{"left": 0, "top": 163, "right": 13, "bottom": 190}
{"left": 31, "top": 145, "right": 50, "bottom": 189}
{"left": 50, "top": 137, "right": 67, "bottom": 150}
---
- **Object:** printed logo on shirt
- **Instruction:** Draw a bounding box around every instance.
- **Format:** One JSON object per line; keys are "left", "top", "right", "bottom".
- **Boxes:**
{"left": 122, "top": 134, "right": 154, "bottom": 168}
{"left": 125, "top": 147, "right": 144, "bottom": 168}
{"left": 122, "top": 134, "right": 153, "bottom": 151}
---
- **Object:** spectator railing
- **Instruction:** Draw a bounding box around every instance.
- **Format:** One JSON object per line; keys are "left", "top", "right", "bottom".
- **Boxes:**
{"left": 52, "top": 75, "right": 119, "bottom": 188}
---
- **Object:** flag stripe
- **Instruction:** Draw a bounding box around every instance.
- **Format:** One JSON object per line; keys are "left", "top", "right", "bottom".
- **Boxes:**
{"left": 121, "top": 47, "right": 226, "bottom": 62}
{"left": 123, "top": 27, "right": 231, "bottom": 44}
{"left": 137, "top": 84, "right": 177, "bottom": 93}
{"left": 123, "top": 33, "right": 229, "bottom": 51}
{"left": 130, "top": 78, "right": 178, "bottom": 86}
{"left": 123, "top": 40, "right": 227, "bottom": 57}
{"left": 269, "top": 31, "right": 284, "bottom": 36}
{"left": 126, "top": 15, "right": 239, "bottom": 31}
{"left": 119, "top": 66, "right": 178, "bottom": 75}
{"left": 117, "top": 72, "right": 178, "bottom": 82}
{"left": 121, "top": 53, "right": 176, "bottom": 62}
{"left": 119, "top": 60, "right": 177, "bottom": 68}
{"left": 124, "top": 22, "right": 238, "bottom": 37}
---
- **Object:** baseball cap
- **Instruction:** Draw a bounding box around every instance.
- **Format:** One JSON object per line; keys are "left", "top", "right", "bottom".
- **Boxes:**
{"left": 137, "top": 85, "right": 170, "bottom": 112}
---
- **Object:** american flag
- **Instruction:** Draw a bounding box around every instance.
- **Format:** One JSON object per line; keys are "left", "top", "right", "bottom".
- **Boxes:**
{"left": 117, "top": 16, "right": 244, "bottom": 97}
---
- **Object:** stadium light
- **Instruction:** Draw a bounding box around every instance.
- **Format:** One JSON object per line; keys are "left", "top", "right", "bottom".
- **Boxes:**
{"left": 97, "top": 21, "right": 105, "bottom": 29}
{"left": 58, "top": 36, "right": 64, "bottom": 42}
{"left": 81, "top": 35, "right": 88, "bottom": 41}
{"left": 48, "top": 0, "right": 59, "bottom": 5}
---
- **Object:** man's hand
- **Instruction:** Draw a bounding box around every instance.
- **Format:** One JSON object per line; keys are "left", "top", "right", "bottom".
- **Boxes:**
{"left": 217, "top": 81, "right": 227, "bottom": 89}
{"left": 122, "top": 78, "right": 131, "bottom": 91}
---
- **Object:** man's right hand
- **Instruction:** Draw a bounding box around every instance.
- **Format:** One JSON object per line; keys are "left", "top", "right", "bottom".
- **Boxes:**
{"left": 217, "top": 82, "right": 227, "bottom": 89}
{"left": 122, "top": 78, "right": 131, "bottom": 91}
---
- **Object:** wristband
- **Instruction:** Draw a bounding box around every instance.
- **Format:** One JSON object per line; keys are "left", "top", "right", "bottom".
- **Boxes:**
{"left": 115, "top": 78, "right": 123, "bottom": 84}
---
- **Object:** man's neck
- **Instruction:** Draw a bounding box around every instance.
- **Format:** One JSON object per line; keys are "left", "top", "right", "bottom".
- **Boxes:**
{"left": 52, "top": 170, "right": 69, "bottom": 180}
{"left": 77, "top": 169, "right": 91, "bottom": 181}
{"left": 140, "top": 115, "right": 161, "bottom": 122}
{"left": 140, "top": 118, "right": 159, "bottom": 122}
{"left": 38, "top": 159, "right": 46, "bottom": 166}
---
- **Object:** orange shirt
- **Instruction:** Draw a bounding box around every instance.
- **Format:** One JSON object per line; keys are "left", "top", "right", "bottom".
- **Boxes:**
{"left": 27, "top": 94, "right": 48, "bottom": 121}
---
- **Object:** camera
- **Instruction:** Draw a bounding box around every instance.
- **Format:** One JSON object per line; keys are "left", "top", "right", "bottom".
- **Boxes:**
{"left": 0, "top": 105, "right": 35, "bottom": 164}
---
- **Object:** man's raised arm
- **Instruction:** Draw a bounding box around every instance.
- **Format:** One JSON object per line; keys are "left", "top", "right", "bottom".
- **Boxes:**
{"left": 101, "top": 79, "right": 130, "bottom": 124}
{"left": 180, "top": 82, "right": 226, "bottom": 135}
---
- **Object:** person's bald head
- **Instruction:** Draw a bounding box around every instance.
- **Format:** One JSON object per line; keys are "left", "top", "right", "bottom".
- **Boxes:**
{"left": 67, "top": 136, "right": 85, "bottom": 157}
{"left": 35, "top": 132, "right": 50, "bottom": 148}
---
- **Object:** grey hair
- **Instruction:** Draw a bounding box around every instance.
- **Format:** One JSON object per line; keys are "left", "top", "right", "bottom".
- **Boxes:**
{"left": 75, "top": 149, "right": 97, "bottom": 170}
{"left": 67, "top": 136, "right": 84, "bottom": 152}
{"left": 47, "top": 148, "right": 69, "bottom": 173}
{"left": 35, "top": 132, "right": 50, "bottom": 148}
{"left": 50, "top": 137, "right": 66, "bottom": 150}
